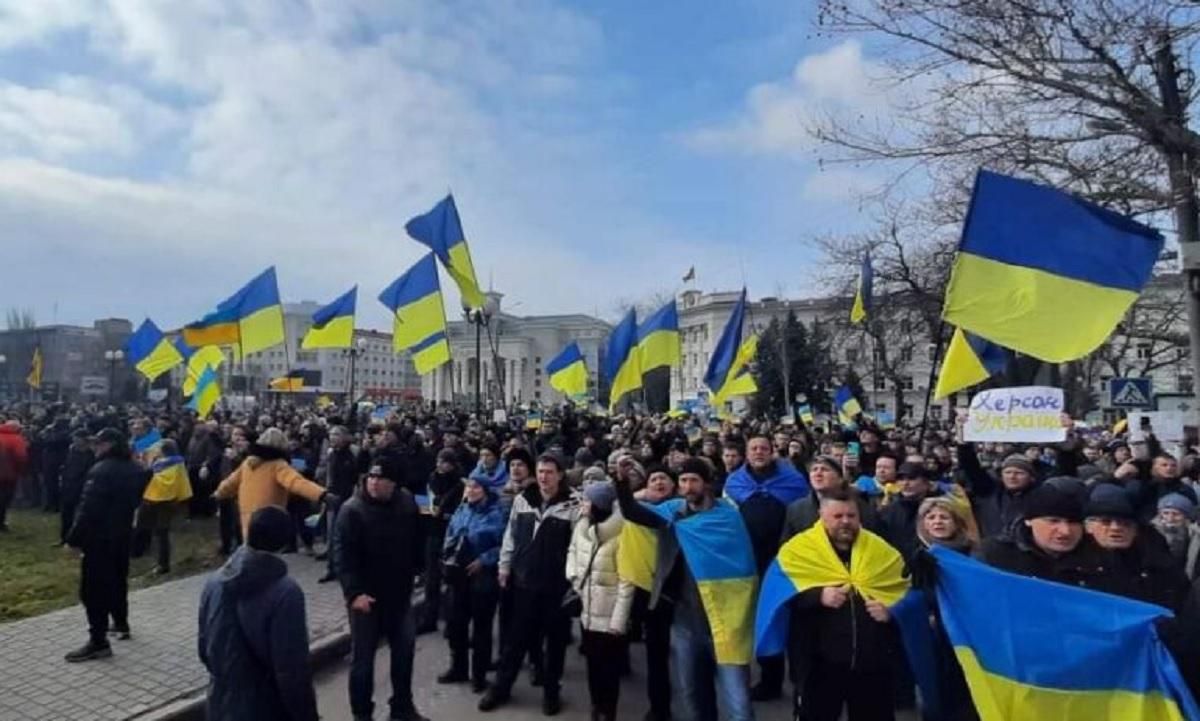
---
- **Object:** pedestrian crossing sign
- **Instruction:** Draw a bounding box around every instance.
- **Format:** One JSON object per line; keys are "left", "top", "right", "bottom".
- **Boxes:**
{"left": 1108, "top": 378, "right": 1153, "bottom": 408}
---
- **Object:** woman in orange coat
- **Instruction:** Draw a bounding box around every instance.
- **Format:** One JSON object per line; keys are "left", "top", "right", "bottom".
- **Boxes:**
{"left": 214, "top": 428, "right": 332, "bottom": 538}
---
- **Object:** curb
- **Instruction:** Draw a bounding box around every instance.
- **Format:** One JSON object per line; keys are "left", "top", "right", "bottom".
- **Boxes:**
{"left": 132, "top": 628, "right": 351, "bottom": 721}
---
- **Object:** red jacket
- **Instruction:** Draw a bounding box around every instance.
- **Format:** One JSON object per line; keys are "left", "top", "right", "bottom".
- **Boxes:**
{"left": 0, "top": 422, "right": 29, "bottom": 490}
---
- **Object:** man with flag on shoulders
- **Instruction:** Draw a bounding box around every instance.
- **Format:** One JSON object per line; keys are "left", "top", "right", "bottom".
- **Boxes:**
{"left": 723, "top": 435, "right": 812, "bottom": 700}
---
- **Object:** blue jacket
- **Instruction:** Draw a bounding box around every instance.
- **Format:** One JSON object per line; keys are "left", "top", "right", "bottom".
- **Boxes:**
{"left": 445, "top": 491, "right": 507, "bottom": 567}
{"left": 198, "top": 547, "right": 318, "bottom": 721}
{"left": 468, "top": 461, "right": 509, "bottom": 491}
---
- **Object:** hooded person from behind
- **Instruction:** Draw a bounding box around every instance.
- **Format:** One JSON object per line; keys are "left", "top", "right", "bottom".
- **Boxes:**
{"left": 198, "top": 505, "right": 319, "bottom": 721}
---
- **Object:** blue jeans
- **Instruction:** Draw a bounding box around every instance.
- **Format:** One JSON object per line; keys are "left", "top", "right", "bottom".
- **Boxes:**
{"left": 348, "top": 600, "right": 417, "bottom": 718}
{"left": 670, "top": 619, "right": 754, "bottom": 721}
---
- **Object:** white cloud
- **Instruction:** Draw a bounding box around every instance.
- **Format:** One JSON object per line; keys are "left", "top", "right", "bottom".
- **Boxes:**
{"left": 681, "top": 40, "right": 889, "bottom": 157}
{"left": 800, "top": 166, "right": 883, "bottom": 203}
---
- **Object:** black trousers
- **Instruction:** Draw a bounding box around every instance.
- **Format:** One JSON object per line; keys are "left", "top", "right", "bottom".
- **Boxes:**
{"left": 348, "top": 600, "right": 416, "bottom": 718}
{"left": 286, "top": 496, "right": 314, "bottom": 552}
{"left": 800, "top": 664, "right": 894, "bottom": 721}
{"left": 419, "top": 519, "right": 448, "bottom": 627}
{"left": 0, "top": 484, "right": 15, "bottom": 528}
{"left": 640, "top": 592, "right": 673, "bottom": 719}
{"left": 80, "top": 538, "right": 131, "bottom": 645}
{"left": 41, "top": 466, "right": 61, "bottom": 511}
{"left": 218, "top": 498, "right": 241, "bottom": 554}
{"left": 494, "top": 586, "right": 570, "bottom": 696}
{"left": 498, "top": 584, "right": 544, "bottom": 671}
{"left": 446, "top": 569, "right": 499, "bottom": 681}
{"left": 582, "top": 629, "right": 627, "bottom": 717}
{"left": 59, "top": 499, "right": 77, "bottom": 544}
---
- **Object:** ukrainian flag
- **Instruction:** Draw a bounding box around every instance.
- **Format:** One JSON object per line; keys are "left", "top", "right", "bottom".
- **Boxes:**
{"left": 850, "top": 250, "right": 873, "bottom": 324}
{"left": 269, "top": 372, "right": 304, "bottom": 392}
{"left": 186, "top": 365, "right": 221, "bottom": 419}
{"left": 934, "top": 326, "right": 1013, "bottom": 400}
{"left": 378, "top": 254, "right": 452, "bottom": 375}
{"left": 181, "top": 306, "right": 240, "bottom": 348}
{"left": 125, "top": 320, "right": 184, "bottom": 382}
{"left": 405, "top": 194, "right": 486, "bottom": 310}
{"left": 917, "top": 546, "right": 1200, "bottom": 721}
{"left": 712, "top": 334, "right": 758, "bottom": 411}
{"left": 646, "top": 498, "right": 758, "bottom": 665}
{"left": 216, "top": 267, "right": 286, "bottom": 355}
{"left": 637, "top": 300, "right": 681, "bottom": 372}
{"left": 604, "top": 309, "right": 642, "bottom": 411}
{"left": 944, "top": 170, "right": 1164, "bottom": 362}
{"left": 302, "top": 286, "right": 356, "bottom": 350}
{"left": 177, "top": 341, "right": 225, "bottom": 397}
{"left": 756, "top": 522, "right": 909, "bottom": 656}
{"left": 546, "top": 342, "right": 589, "bottom": 399}
{"left": 834, "top": 385, "right": 862, "bottom": 424}
{"left": 797, "top": 403, "right": 814, "bottom": 425}
{"left": 704, "top": 289, "right": 750, "bottom": 401}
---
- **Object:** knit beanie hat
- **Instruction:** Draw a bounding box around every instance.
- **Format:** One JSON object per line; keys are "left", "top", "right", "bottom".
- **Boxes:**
{"left": 582, "top": 466, "right": 608, "bottom": 486}
{"left": 506, "top": 447, "right": 535, "bottom": 472}
{"left": 1001, "top": 454, "right": 1036, "bottom": 477}
{"left": 679, "top": 457, "right": 713, "bottom": 484}
{"left": 1023, "top": 485, "right": 1084, "bottom": 523}
{"left": 1159, "top": 493, "right": 1197, "bottom": 521}
{"left": 584, "top": 481, "right": 617, "bottom": 513}
{"left": 247, "top": 506, "right": 293, "bottom": 552}
{"left": 437, "top": 448, "right": 458, "bottom": 465}
{"left": 1084, "top": 483, "right": 1136, "bottom": 520}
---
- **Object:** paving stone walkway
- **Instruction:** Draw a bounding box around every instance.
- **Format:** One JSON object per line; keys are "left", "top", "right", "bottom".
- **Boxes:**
{"left": 0, "top": 553, "right": 346, "bottom": 721}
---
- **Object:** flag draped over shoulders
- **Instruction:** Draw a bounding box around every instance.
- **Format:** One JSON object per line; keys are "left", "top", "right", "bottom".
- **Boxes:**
{"left": 755, "top": 523, "right": 909, "bottom": 657}
{"left": 616, "top": 518, "right": 657, "bottom": 592}
{"left": 723, "top": 459, "right": 810, "bottom": 506}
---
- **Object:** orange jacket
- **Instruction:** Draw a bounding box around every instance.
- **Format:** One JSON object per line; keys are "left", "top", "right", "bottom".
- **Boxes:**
{"left": 215, "top": 456, "right": 326, "bottom": 536}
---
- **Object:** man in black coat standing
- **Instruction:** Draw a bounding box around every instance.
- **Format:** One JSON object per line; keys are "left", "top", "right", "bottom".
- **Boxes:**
{"left": 318, "top": 425, "right": 360, "bottom": 584}
{"left": 64, "top": 428, "right": 148, "bottom": 662}
{"left": 335, "top": 459, "right": 428, "bottom": 721}
{"left": 58, "top": 429, "right": 94, "bottom": 546}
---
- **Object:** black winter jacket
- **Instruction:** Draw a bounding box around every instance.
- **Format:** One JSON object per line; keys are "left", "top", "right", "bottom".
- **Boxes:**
{"left": 980, "top": 526, "right": 1109, "bottom": 590}
{"left": 59, "top": 446, "right": 95, "bottom": 505}
{"left": 324, "top": 445, "right": 359, "bottom": 499}
{"left": 66, "top": 449, "right": 147, "bottom": 549}
{"left": 334, "top": 484, "right": 423, "bottom": 605}
{"left": 499, "top": 483, "right": 579, "bottom": 592}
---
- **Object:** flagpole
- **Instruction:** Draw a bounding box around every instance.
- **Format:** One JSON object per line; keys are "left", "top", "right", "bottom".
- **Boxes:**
{"left": 918, "top": 319, "right": 947, "bottom": 445}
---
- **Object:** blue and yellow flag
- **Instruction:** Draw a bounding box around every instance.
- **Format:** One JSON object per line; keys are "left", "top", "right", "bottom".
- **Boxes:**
{"left": 405, "top": 194, "right": 486, "bottom": 310}
{"left": 934, "top": 326, "right": 1013, "bottom": 400}
{"left": 604, "top": 309, "right": 642, "bottom": 411}
{"left": 186, "top": 365, "right": 221, "bottom": 419}
{"left": 704, "top": 289, "right": 747, "bottom": 396}
{"left": 176, "top": 340, "right": 225, "bottom": 398}
{"left": 712, "top": 334, "right": 758, "bottom": 413}
{"left": 302, "top": 286, "right": 356, "bottom": 350}
{"left": 834, "top": 385, "right": 862, "bottom": 424}
{"left": 546, "top": 342, "right": 589, "bottom": 399}
{"left": 144, "top": 455, "right": 193, "bottom": 503}
{"left": 181, "top": 306, "right": 240, "bottom": 348}
{"left": 217, "top": 266, "right": 286, "bottom": 355}
{"left": 756, "top": 522, "right": 909, "bottom": 657}
{"left": 646, "top": 499, "right": 758, "bottom": 665}
{"left": 797, "top": 403, "right": 814, "bottom": 425}
{"left": 944, "top": 170, "right": 1163, "bottom": 362}
{"left": 378, "top": 254, "right": 451, "bottom": 375}
{"left": 269, "top": 371, "right": 304, "bottom": 392}
{"left": 913, "top": 546, "right": 1200, "bottom": 721}
{"left": 850, "top": 250, "right": 873, "bottom": 325}
{"left": 125, "top": 319, "right": 184, "bottom": 382}
{"left": 637, "top": 300, "right": 681, "bottom": 372}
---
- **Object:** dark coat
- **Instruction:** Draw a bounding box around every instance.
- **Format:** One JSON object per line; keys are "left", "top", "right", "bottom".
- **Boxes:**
{"left": 956, "top": 443, "right": 1039, "bottom": 539}
{"left": 1089, "top": 531, "right": 1191, "bottom": 611}
{"left": 334, "top": 484, "right": 423, "bottom": 605}
{"left": 66, "top": 449, "right": 148, "bottom": 549}
{"left": 500, "top": 483, "right": 579, "bottom": 592}
{"left": 324, "top": 445, "right": 359, "bottom": 499}
{"left": 878, "top": 493, "right": 937, "bottom": 561}
{"left": 198, "top": 547, "right": 318, "bottom": 721}
{"left": 980, "top": 526, "right": 1109, "bottom": 590}
{"left": 59, "top": 446, "right": 94, "bottom": 505}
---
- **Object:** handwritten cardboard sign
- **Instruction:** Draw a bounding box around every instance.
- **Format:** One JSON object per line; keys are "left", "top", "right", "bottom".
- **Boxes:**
{"left": 964, "top": 386, "right": 1065, "bottom": 443}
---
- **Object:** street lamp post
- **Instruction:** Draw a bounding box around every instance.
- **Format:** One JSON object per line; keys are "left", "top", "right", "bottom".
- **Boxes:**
{"left": 104, "top": 350, "right": 124, "bottom": 404}
{"left": 467, "top": 298, "right": 499, "bottom": 417}
{"left": 0, "top": 354, "right": 6, "bottom": 402}
{"left": 344, "top": 337, "right": 366, "bottom": 430}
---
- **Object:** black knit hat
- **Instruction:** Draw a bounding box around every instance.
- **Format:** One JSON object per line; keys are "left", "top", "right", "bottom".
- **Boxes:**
{"left": 247, "top": 506, "right": 293, "bottom": 552}
{"left": 506, "top": 447, "right": 535, "bottom": 472}
{"left": 679, "top": 457, "right": 713, "bottom": 484}
{"left": 1023, "top": 485, "right": 1084, "bottom": 523}
{"left": 1084, "top": 483, "right": 1136, "bottom": 520}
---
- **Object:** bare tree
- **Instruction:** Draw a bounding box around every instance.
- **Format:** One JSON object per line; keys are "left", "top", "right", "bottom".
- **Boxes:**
{"left": 5, "top": 307, "right": 35, "bottom": 330}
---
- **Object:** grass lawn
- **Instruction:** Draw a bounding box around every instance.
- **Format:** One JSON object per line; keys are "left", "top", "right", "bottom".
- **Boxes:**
{"left": 0, "top": 508, "right": 225, "bottom": 623}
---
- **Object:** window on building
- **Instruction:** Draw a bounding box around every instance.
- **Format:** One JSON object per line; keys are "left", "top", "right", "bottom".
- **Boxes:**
{"left": 900, "top": 347, "right": 913, "bottom": 363}
{"left": 929, "top": 405, "right": 944, "bottom": 419}
{"left": 874, "top": 376, "right": 885, "bottom": 390}
{"left": 846, "top": 348, "right": 858, "bottom": 363}
{"left": 1180, "top": 376, "right": 1195, "bottom": 395}
{"left": 901, "top": 376, "right": 915, "bottom": 391}
{"left": 902, "top": 403, "right": 914, "bottom": 418}
{"left": 535, "top": 356, "right": 541, "bottom": 364}
{"left": 535, "top": 379, "right": 541, "bottom": 388}
{"left": 900, "top": 318, "right": 912, "bottom": 334}
{"left": 927, "top": 344, "right": 937, "bottom": 362}
{"left": 1136, "top": 342, "right": 1153, "bottom": 360}
{"left": 534, "top": 368, "right": 541, "bottom": 376}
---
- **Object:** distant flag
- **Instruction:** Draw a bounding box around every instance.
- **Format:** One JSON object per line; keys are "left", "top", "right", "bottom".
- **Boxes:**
{"left": 378, "top": 254, "right": 452, "bottom": 375}
{"left": 704, "top": 289, "right": 749, "bottom": 401}
{"left": 682, "top": 266, "right": 696, "bottom": 282}
{"left": 181, "top": 307, "right": 240, "bottom": 348}
{"left": 850, "top": 250, "right": 873, "bottom": 325}
{"left": 934, "top": 327, "right": 1014, "bottom": 400}
{"left": 269, "top": 371, "right": 305, "bottom": 392}
{"left": 712, "top": 335, "right": 759, "bottom": 414}
{"left": 186, "top": 365, "right": 221, "bottom": 419}
{"left": 26, "top": 345, "right": 42, "bottom": 390}
{"left": 797, "top": 403, "right": 814, "bottom": 426}
{"left": 604, "top": 309, "right": 642, "bottom": 412}
{"left": 834, "top": 385, "right": 862, "bottom": 425}
{"left": 546, "top": 342, "right": 589, "bottom": 400}
{"left": 405, "top": 195, "right": 486, "bottom": 310}
{"left": 637, "top": 299, "right": 681, "bottom": 372}
{"left": 302, "top": 286, "right": 357, "bottom": 350}
{"left": 125, "top": 319, "right": 184, "bottom": 382}
{"left": 943, "top": 170, "right": 1163, "bottom": 362}
{"left": 183, "top": 267, "right": 286, "bottom": 354}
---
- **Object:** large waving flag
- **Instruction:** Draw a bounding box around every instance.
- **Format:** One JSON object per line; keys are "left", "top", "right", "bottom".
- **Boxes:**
{"left": 934, "top": 326, "right": 1013, "bottom": 399}
{"left": 301, "top": 286, "right": 356, "bottom": 350}
{"left": 909, "top": 546, "right": 1200, "bottom": 721}
{"left": 217, "top": 267, "right": 286, "bottom": 355}
{"left": 604, "top": 309, "right": 642, "bottom": 411}
{"left": 546, "top": 342, "right": 589, "bottom": 399}
{"left": 704, "top": 289, "right": 748, "bottom": 397}
{"left": 944, "top": 170, "right": 1163, "bottom": 362}
{"left": 850, "top": 250, "right": 873, "bottom": 325}
{"left": 756, "top": 523, "right": 909, "bottom": 656}
{"left": 181, "top": 306, "right": 240, "bottom": 348}
{"left": 269, "top": 370, "right": 305, "bottom": 392}
{"left": 26, "top": 345, "right": 42, "bottom": 390}
{"left": 637, "top": 299, "right": 681, "bottom": 372}
{"left": 175, "top": 339, "right": 226, "bottom": 397}
{"left": 125, "top": 320, "right": 184, "bottom": 382}
{"left": 379, "top": 254, "right": 452, "bottom": 375}
{"left": 834, "top": 384, "right": 862, "bottom": 424}
{"left": 186, "top": 365, "right": 221, "bottom": 419}
{"left": 712, "top": 334, "right": 758, "bottom": 412}
{"left": 405, "top": 194, "right": 486, "bottom": 310}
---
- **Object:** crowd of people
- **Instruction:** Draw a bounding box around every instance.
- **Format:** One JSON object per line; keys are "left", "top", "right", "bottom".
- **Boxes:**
{"left": 3, "top": 397, "right": 1200, "bottom": 720}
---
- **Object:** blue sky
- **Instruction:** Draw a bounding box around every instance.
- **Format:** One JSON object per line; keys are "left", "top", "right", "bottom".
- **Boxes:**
{"left": 0, "top": 0, "right": 893, "bottom": 330}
